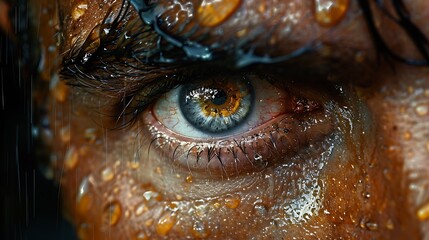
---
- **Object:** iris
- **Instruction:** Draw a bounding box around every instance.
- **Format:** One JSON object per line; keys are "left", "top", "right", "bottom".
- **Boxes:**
{"left": 179, "top": 78, "right": 254, "bottom": 133}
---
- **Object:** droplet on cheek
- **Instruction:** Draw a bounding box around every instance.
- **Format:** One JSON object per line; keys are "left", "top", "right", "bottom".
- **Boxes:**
{"left": 404, "top": 131, "right": 412, "bottom": 140}
{"left": 135, "top": 202, "right": 148, "bottom": 216}
{"left": 185, "top": 175, "right": 193, "bottom": 183}
{"left": 77, "top": 223, "right": 92, "bottom": 240}
{"left": 415, "top": 105, "right": 428, "bottom": 116}
{"left": 224, "top": 195, "right": 241, "bottom": 209}
{"left": 128, "top": 160, "right": 140, "bottom": 170}
{"left": 191, "top": 220, "right": 211, "bottom": 239}
{"left": 133, "top": 231, "right": 149, "bottom": 240}
{"left": 365, "top": 222, "right": 379, "bottom": 231}
{"left": 314, "top": 0, "right": 350, "bottom": 27}
{"left": 64, "top": 146, "right": 79, "bottom": 170}
{"left": 156, "top": 213, "right": 176, "bottom": 236}
{"left": 417, "top": 202, "right": 429, "bottom": 221}
{"left": 253, "top": 202, "right": 268, "bottom": 217}
{"left": 197, "top": 0, "right": 241, "bottom": 27}
{"left": 101, "top": 167, "right": 114, "bottom": 182}
{"left": 143, "top": 190, "right": 163, "bottom": 207}
{"left": 77, "top": 178, "right": 93, "bottom": 215}
{"left": 60, "top": 126, "right": 71, "bottom": 143}
{"left": 103, "top": 201, "right": 122, "bottom": 226}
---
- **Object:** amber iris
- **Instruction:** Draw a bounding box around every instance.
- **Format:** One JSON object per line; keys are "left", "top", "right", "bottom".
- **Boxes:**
{"left": 200, "top": 83, "right": 242, "bottom": 118}
{"left": 180, "top": 79, "right": 253, "bottom": 133}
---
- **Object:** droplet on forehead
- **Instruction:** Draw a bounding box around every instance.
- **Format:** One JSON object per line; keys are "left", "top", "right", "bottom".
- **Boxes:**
{"left": 197, "top": 0, "right": 241, "bottom": 27}
{"left": 72, "top": 2, "right": 88, "bottom": 20}
{"left": 314, "top": 0, "right": 350, "bottom": 27}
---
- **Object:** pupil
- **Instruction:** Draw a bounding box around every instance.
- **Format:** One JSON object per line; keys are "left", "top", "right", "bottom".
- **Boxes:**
{"left": 211, "top": 89, "right": 227, "bottom": 105}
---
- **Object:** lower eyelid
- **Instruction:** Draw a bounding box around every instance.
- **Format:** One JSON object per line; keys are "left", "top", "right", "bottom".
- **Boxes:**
{"left": 143, "top": 107, "right": 335, "bottom": 178}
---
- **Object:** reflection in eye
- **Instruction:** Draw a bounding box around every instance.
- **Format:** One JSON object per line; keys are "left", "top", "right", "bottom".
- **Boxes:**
{"left": 145, "top": 70, "right": 335, "bottom": 177}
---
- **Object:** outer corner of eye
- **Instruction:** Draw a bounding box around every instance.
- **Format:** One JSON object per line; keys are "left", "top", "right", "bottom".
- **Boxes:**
{"left": 142, "top": 73, "right": 335, "bottom": 178}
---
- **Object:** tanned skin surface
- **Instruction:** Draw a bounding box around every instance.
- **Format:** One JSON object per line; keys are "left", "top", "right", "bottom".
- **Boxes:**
{"left": 19, "top": 0, "right": 429, "bottom": 239}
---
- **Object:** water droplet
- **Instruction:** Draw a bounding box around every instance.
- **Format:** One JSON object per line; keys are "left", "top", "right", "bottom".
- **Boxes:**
{"left": 417, "top": 202, "right": 429, "bottom": 221}
{"left": 64, "top": 146, "right": 78, "bottom": 170}
{"left": 133, "top": 231, "right": 149, "bottom": 240}
{"left": 191, "top": 220, "right": 211, "bottom": 238}
{"left": 135, "top": 202, "right": 148, "bottom": 216}
{"left": 415, "top": 105, "right": 428, "bottom": 116}
{"left": 84, "top": 128, "right": 97, "bottom": 143}
{"left": 77, "top": 177, "right": 92, "bottom": 214}
{"left": 128, "top": 160, "right": 140, "bottom": 169}
{"left": 314, "top": 0, "right": 350, "bottom": 27}
{"left": 175, "top": 194, "right": 183, "bottom": 201}
{"left": 77, "top": 193, "right": 92, "bottom": 215}
{"left": 101, "top": 167, "right": 114, "bottom": 182}
{"left": 60, "top": 126, "right": 71, "bottom": 143}
{"left": 156, "top": 213, "right": 176, "bottom": 236}
{"left": 145, "top": 219, "right": 154, "bottom": 227}
{"left": 143, "top": 190, "right": 162, "bottom": 207}
{"left": 103, "top": 201, "right": 122, "bottom": 226}
{"left": 253, "top": 202, "right": 268, "bottom": 217}
{"left": 167, "top": 202, "right": 179, "bottom": 212}
{"left": 186, "top": 175, "right": 193, "bottom": 183}
{"left": 362, "top": 192, "right": 371, "bottom": 199}
{"left": 386, "top": 219, "right": 394, "bottom": 230}
{"left": 224, "top": 195, "right": 241, "bottom": 209}
{"left": 72, "top": 2, "right": 88, "bottom": 20}
{"left": 365, "top": 222, "right": 378, "bottom": 231}
{"left": 404, "top": 131, "right": 412, "bottom": 140}
{"left": 197, "top": 0, "right": 241, "bottom": 27}
{"left": 77, "top": 223, "right": 92, "bottom": 240}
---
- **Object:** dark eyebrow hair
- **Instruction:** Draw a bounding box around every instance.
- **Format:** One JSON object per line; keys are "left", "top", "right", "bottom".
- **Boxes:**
{"left": 358, "top": 0, "right": 429, "bottom": 66}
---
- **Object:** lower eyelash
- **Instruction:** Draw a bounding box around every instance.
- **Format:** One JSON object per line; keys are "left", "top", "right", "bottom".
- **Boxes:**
{"left": 144, "top": 112, "right": 334, "bottom": 178}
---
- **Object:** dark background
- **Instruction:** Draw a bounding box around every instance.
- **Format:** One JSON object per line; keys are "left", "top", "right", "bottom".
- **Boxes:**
{"left": 1, "top": 1, "right": 76, "bottom": 239}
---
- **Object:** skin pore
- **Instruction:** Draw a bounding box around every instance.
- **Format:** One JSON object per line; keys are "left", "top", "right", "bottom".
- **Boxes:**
{"left": 26, "top": 0, "right": 429, "bottom": 239}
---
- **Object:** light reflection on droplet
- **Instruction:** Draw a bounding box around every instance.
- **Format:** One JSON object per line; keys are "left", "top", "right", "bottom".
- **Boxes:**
{"left": 417, "top": 202, "right": 429, "bottom": 221}
{"left": 197, "top": 0, "right": 241, "bottom": 27}
{"left": 156, "top": 213, "right": 176, "bottom": 236}
{"left": 103, "top": 201, "right": 122, "bottom": 226}
{"left": 314, "top": 0, "right": 350, "bottom": 27}
{"left": 415, "top": 105, "right": 428, "bottom": 116}
{"left": 64, "top": 146, "right": 78, "bottom": 170}
{"left": 101, "top": 167, "right": 114, "bottom": 182}
{"left": 191, "top": 220, "right": 211, "bottom": 239}
{"left": 224, "top": 195, "right": 241, "bottom": 209}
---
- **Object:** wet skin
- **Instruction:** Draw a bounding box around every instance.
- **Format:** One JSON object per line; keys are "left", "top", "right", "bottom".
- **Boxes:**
{"left": 30, "top": 0, "right": 429, "bottom": 239}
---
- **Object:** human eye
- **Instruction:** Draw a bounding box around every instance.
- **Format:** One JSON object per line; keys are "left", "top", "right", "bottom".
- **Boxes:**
{"left": 147, "top": 70, "right": 333, "bottom": 177}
